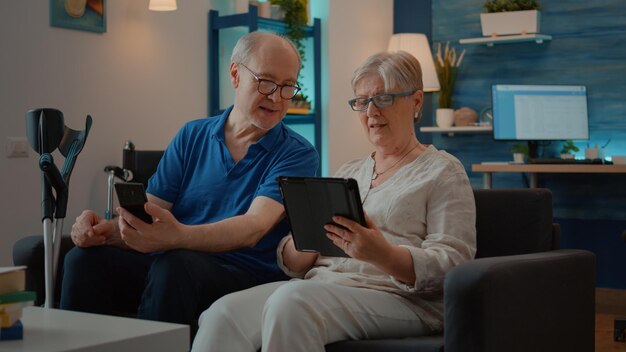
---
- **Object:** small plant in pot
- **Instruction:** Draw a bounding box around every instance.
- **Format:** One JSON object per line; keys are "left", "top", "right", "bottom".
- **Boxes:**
{"left": 560, "top": 139, "right": 579, "bottom": 159}
{"left": 288, "top": 93, "right": 311, "bottom": 114}
{"left": 434, "top": 42, "right": 466, "bottom": 128}
{"left": 270, "top": 0, "right": 310, "bottom": 107}
{"left": 510, "top": 143, "right": 528, "bottom": 163}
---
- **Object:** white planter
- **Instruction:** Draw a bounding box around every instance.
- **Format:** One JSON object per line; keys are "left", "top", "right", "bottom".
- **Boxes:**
{"left": 436, "top": 109, "right": 454, "bottom": 128}
{"left": 560, "top": 153, "right": 575, "bottom": 159}
{"left": 513, "top": 153, "right": 525, "bottom": 163}
{"left": 480, "top": 10, "right": 540, "bottom": 37}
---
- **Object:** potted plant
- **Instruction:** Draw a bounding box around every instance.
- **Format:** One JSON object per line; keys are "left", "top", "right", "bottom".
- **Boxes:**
{"left": 481, "top": 0, "right": 542, "bottom": 37}
{"left": 288, "top": 93, "right": 311, "bottom": 114}
{"left": 510, "top": 143, "right": 528, "bottom": 163}
{"left": 434, "top": 42, "right": 465, "bottom": 128}
{"left": 560, "top": 139, "right": 579, "bottom": 159}
{"left": 270, "top": 0, "right": 310, "bottom": 108}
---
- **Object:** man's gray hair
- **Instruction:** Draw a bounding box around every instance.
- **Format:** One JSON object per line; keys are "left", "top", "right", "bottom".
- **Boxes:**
{"left": 231, "top": 32, "right": 301, "bottom": 67}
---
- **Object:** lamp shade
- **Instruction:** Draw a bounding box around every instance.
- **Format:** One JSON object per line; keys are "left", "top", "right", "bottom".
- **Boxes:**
{"left": 149, "top": 0, "right": 177, "bottom": 11}
{"left": 388, "top": 33, "right": 440, "bottom": 92}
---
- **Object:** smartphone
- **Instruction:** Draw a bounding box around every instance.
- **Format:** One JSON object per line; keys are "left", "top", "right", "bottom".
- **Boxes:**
{"left": 114, "top": 182, "right": 153, "bottom": 224}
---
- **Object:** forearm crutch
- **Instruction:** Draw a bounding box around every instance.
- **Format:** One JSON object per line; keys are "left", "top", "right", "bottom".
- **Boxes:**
{"left": 26, "top": 108, "right": 92, "bottom": 308}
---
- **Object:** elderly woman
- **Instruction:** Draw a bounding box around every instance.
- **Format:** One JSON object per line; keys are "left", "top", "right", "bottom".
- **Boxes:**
{"left": 191, "top": 51, "right": 476, "bottom": 352}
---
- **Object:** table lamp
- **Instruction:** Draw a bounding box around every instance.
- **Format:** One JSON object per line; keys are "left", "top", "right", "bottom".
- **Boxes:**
{"left": 387, "top": 33, "right": 440, "bottom": 92}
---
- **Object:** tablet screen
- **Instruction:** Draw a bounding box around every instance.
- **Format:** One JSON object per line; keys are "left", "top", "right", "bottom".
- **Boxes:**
{"left": 277, "top": 176, "right": 365, "bottom": 257}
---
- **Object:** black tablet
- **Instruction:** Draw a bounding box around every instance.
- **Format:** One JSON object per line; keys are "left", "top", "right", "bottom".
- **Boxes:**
{"left": 277, "top": 176, "right": 365, "bottom": 257}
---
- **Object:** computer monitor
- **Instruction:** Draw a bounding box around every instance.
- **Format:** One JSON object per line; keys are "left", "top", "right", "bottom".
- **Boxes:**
{"left": 492, "top": 84, "right": 589, "bottom": 158}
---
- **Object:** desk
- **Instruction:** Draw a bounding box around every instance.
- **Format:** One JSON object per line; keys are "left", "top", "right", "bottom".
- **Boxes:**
{"left": 0, "top": 307, "right": 189, "bottom": 352}
{"left": 472, "top": 164, "right": 626, "bottom": 189}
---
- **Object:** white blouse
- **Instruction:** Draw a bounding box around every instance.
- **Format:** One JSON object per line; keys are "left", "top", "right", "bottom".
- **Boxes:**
{"left": 277, "top": 145, "right": 477, "bottom": 330}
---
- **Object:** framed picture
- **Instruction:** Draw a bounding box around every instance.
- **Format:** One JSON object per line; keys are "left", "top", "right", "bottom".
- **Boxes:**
{"left": 50, "top": 0, "right": 106, "bottom": 33}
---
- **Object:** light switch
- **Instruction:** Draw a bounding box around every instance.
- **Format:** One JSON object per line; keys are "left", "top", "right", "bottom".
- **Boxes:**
{"left": 6, "top": 137, "right": 29, "bottom": 158}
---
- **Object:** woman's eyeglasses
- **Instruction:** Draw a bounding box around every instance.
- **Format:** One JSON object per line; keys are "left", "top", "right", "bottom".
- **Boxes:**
{"left": 348, "top": 91, "right": 415, "bottom": 111}
{"left": 239, "top": 63, "right": 301, "bottom": 100}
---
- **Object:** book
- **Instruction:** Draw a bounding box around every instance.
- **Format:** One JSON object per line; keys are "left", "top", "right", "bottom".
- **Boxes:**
{"left": 0, "top": 300, "right": 34, "bottom": 314}
{"left": 0, "top": 266, "right": 26, "bottom": 295}
{"left": 0, "top": 298, "right": 33, "bottom": 328}
{"left": 0, "top": 308, "right": 22, "bottom": 328}
{"left": 0, "top": 290, "right": 36, "bottom": 305}
{"left": 0, "top": 320, "right": 23, "bottom": 340}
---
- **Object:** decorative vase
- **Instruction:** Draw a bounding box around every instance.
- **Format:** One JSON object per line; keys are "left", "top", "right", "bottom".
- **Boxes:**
{"left": 480, "top": 10, "right": 540, "bottom": 37}
{"left": 436, "top": 108, "right": 455, "bottom": 128}
{"left": 453, "top": 107, "right": 478, "bottom": 127}
{"left": 584, "top": 147, "right": 604, "bottom": 160}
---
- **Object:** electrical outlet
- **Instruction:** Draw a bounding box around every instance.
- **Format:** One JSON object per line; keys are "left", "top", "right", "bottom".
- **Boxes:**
{"left": 6, "top": 137, "right": 29, "bottom": 158}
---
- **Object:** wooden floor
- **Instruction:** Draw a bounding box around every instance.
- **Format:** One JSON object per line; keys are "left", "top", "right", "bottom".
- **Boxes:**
{"left": 596, "top": 288, "right": 626, "bottom": 351}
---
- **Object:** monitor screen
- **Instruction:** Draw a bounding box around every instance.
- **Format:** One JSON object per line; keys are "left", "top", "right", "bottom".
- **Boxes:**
{"left": 492, "top": 84, "right": 589, "bottom": 141}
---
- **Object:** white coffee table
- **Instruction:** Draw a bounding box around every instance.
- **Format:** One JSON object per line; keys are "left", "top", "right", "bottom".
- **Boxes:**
{"left": 0, "top": 307, "right": 189, "bottom": 352}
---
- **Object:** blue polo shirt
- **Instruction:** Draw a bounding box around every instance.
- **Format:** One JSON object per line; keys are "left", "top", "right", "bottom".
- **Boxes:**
{"left": 147, "top": 106, "right": 319, "bottom": 281}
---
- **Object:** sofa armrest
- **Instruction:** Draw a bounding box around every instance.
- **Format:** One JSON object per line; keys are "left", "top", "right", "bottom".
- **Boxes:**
{"left": 13, "top": 235, "right": 75, "bottom": 306}
{"left": 443, "top": 249, "right": 595, "bottom": 352}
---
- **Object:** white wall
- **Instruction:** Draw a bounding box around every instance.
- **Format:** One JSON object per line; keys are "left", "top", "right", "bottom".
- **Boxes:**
{"left": 0, "top": 0, "right": 393, "bottom": 265}
{"left": 0, "top": 1, "right": 216, "bottom": 265}
{"left": 325, "top": 0, "right": 393, "bottom": 174}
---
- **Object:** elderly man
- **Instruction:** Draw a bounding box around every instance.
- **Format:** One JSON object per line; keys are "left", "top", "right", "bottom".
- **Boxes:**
{"left": 60, "top": 32, "right": 319, "bottom": 338}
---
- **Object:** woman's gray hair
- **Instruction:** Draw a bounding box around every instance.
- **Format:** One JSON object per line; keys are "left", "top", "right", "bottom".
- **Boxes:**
{"left": 231, "top": 32, "right": 301, "bottom": 67}
{"left": 351, "top": 51, "right": 424, "bottom": 122}
{"left": 351, "top": 51, "right": 423, "bottom": 93}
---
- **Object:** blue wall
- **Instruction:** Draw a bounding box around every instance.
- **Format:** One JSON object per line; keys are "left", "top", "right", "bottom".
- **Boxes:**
{"left": 395, "top": 0, "right": 626, "bottom": 288}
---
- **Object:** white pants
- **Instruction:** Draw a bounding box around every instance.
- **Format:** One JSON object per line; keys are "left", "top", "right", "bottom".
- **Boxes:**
{"left": 191, "top": 280, "right": 432, "bottom": 352}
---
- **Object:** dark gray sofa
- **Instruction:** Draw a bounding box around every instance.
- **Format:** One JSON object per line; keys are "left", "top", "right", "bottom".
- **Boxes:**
{"left": 326, "top": 188, "right": 595, "bottom": 352}
{"left": 15, "top": 189, "right": 596, "bottom": 352}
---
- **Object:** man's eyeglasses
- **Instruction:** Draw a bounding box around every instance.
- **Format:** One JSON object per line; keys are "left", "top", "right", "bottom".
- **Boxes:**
{"left": 238, "top": 63, "right": 301, "bottom": 100}
{"left": 348, "top": 91, "right": 416, "bottom": 111}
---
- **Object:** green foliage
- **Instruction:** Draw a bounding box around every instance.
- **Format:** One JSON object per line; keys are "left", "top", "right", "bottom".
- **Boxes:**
{"left": 291, "top": 93, "right": 307, "bottom": 102}
{"left": 269, "top": 0, "right": 307, "bottom": 56}
{"left": 510, "top": 143, "right": 529, "bottom": 155}
{"left": 483, "top": 0, "right": 541, "bottom": 13}
{"left": 270, "top": 0, "right": 308, "bottom": 100}
{"left": 560, "top": 139, "right": 580, "bottom": 154}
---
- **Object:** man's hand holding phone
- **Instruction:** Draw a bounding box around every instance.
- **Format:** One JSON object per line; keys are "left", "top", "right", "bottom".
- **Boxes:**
{"left": 115, "top": 183, "right": 186, "bottom": 253}
{"left": 114, "top": 182, "right": 153, "bottom": 224}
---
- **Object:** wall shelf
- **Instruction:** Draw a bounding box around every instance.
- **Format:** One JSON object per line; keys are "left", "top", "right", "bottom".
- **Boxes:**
{"left": 459, "top": 34, "right": 552, "bottom": 46}
{"left": 208, "top": 6, "right": 322, "bottom": 156}
{"left": 420, "top": 125, "right": 493, "bottom": 133}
